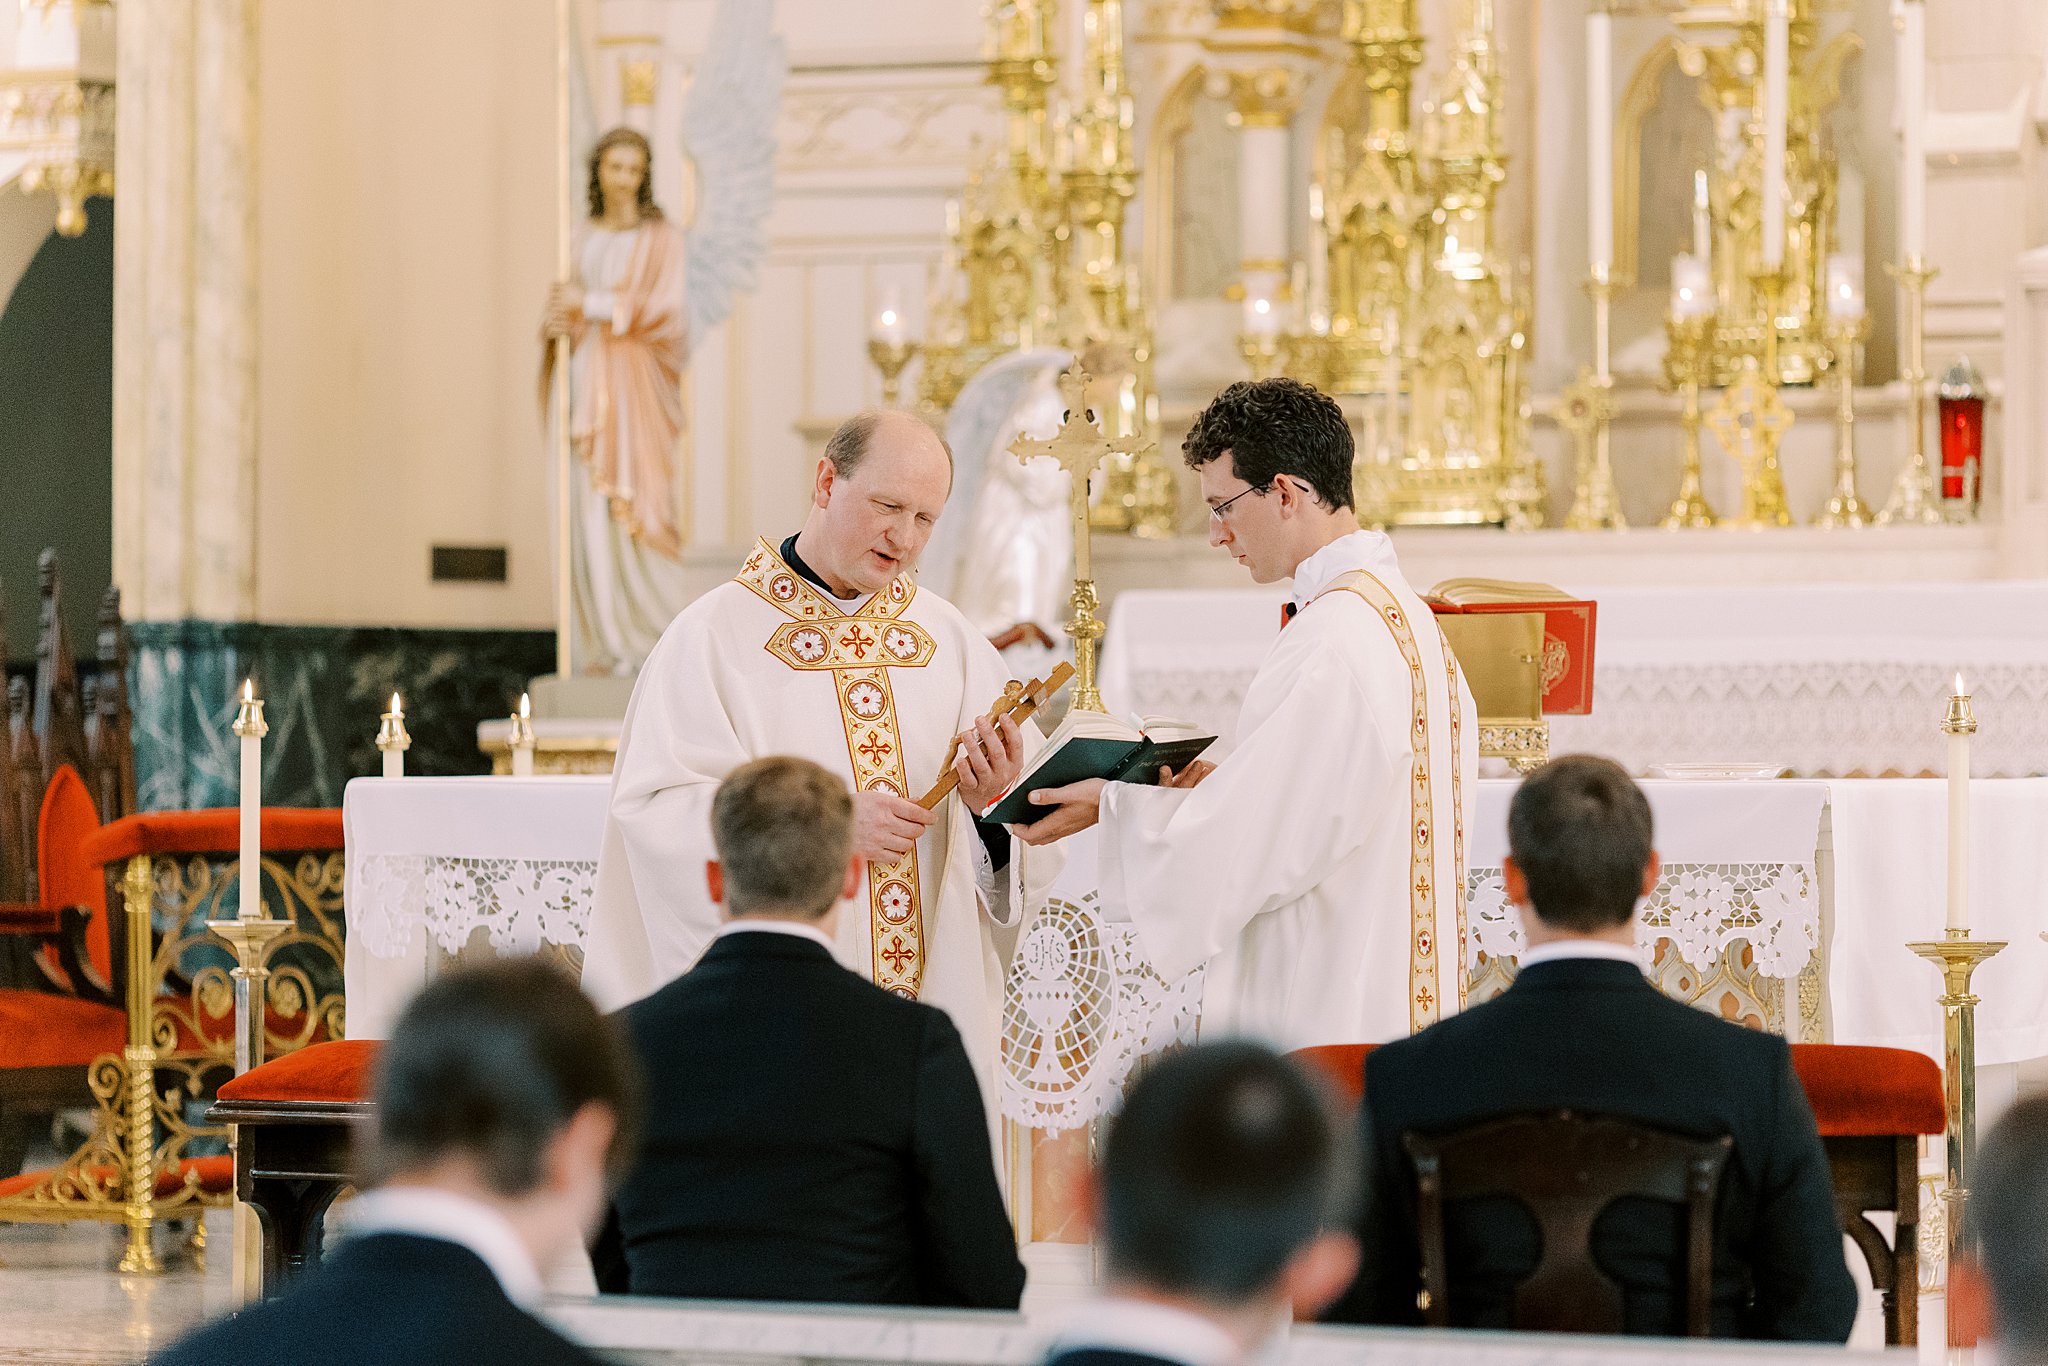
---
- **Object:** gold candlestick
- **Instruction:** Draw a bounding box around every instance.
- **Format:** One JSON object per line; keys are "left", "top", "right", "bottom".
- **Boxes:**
{"left": 1563, "top": 271, "right": 1625, "bottom": 531}
{"left": 1008, "top": 364, "right": 1150, "bottom": 713}
{"left": 1906, "top": 930, "right": 2007, "bottom": 1274}
{"left": 205, "top": 909, "right": 290, "bottom": 1303}
{"left": 1878, "top": 256, "right": 1943, "bottom": 525}
{"left": 1661, "top": 312, "right": 1717, "bottom": 529}
{"left": 1814, "top": 315, "right": 1872, "bottom": 528}
{"left": 867, "top": 338, "right": 919, "bottom": 408}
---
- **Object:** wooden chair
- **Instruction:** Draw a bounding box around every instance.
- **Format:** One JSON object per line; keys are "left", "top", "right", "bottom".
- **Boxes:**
{"left": 1405, "top": 1110, "right": 1733, "bottom": 1335}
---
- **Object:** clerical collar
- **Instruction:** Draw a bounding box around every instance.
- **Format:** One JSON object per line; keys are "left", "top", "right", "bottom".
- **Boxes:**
{"left": 1288, "top": 528, "right": 1398, "bottom": 610}
{"left": 779, "top": 534, "right": 860, "bottom": 603}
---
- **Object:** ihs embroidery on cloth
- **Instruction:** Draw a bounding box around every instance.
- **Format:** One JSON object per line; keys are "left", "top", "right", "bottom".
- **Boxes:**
{"left": 737, "top": 540, "right": 936, "bottom": 998}
{"left": 1321, "top": 571, "right": 1453, "bottom": 1033}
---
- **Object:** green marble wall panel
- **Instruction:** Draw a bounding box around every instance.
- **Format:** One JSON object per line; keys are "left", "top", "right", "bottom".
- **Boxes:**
{"left": 128, "top": 621, "right": 554, "bottom": 810}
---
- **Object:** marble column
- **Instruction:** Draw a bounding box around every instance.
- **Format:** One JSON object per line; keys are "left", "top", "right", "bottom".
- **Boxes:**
{"left": 113, "top": 0, "right": 259, "bottom": 624}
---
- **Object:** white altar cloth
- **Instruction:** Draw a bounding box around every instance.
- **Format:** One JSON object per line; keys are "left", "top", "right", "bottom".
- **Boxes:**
{"left": 343, "top": 775, "right": 609, "bottom": 1038}
{"left": 1100, "top": 581, "right": 2048, "bottom": 777}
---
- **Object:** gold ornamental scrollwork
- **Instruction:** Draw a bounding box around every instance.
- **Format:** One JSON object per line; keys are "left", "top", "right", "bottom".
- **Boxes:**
{"left": 1218, "top": 65, "right": 1312, "bottom": 128}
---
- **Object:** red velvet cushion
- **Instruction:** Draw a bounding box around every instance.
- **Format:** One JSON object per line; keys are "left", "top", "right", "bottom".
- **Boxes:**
{"left": 0, "top": 988, "right": 124, "bottom": 1068}
{"left": 0, "top": 1154, "right": 234, "bottom": 1202}
{"left": 216, "top": 1039, "right": 380, "bottom": 1105}
{"left": 1790, "top": 1043, "right": 1946, "bottom": 1137}
{"left": 1289, "top": 1043, "right": 1378, "bottom": 1105}
{"left": 79, "top": 808, "right": 344, "bottom": 867}
{"left": 38, "top": 764, "right": 109, "bottom": 983}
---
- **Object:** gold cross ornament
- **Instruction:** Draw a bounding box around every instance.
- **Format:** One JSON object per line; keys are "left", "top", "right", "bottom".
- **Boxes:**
{"left": 1008, "top": 363, "right": 1155, "bottom": 584}
{"left": 1705, "top": 368, "right": 1794, "bottom": 528}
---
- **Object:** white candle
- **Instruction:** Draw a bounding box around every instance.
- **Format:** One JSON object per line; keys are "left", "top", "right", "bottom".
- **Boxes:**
{"left": 1826, "top": 254, "right": 1865, "bottom": 321}
{"left": 381, "top": 692, "right": 405, "bottom": 779}
{"left": 1671, "top": 253, "right": 1714, "bottom": 319}
{"left": 1242, "top": 294, "right": 1280, "bottom": 339}
{"left": 511, "top": 692, "right": 536, "bottom": 778}
{"left": 1692, "top": 169, "right": 1713, "bottom": 262}
{"left": 1586, "top": 4, "right": 1615, "bottom": 273}
{"left": 1761, "top": 0, "right": 1789, "bottom": 272}
{"left": 1946, "top": 671, "right": 1971, "bottom": 931}
{"left": 234, "top": 680, "right": 264, "bottom": 921}
{"left": 1307, "top": 181, "right": 1330, "bottom": 334}
{"left": 1896, "top": 0, "right": 1927, "bottom": 260}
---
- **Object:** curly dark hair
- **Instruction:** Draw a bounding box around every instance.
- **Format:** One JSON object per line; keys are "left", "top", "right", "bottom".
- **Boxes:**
{"left": 586, "top": 126, "right": 664, "bottom": 222}
{"left": 1181, "top": 378, "right": 1354, "bottom": 511}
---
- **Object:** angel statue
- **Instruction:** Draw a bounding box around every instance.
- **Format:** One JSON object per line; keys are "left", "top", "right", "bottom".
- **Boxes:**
{"left": 541, "top": 0, "right": 785, "bottom": 674}
{"left": 922, "top": 347, "right": 1076, "bottom": 681}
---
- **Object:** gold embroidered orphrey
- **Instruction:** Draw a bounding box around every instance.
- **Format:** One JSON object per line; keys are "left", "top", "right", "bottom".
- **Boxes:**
{"left": 1320, "top": 571, "right": 1469, "bottom": 1032}
{"left": 738, "top": 539, "right": 938, "bottom": 998}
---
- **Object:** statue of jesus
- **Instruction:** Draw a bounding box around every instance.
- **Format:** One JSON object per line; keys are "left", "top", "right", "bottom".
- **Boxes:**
{"left": 542, "top": 126, "right": 688, "bottom": 674}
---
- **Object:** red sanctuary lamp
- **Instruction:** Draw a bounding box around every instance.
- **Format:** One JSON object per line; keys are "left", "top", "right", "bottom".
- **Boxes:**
{"left": 1937, "top": 356, "right": 1987, "bottom": 515}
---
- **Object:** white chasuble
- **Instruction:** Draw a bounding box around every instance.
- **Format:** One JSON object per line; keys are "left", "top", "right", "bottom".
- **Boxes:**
{"left": 1095, "top": 531, "right": 1477, "bottom": 1049}
{"left": 582, "top": 539, "right": 1051, "bottom": 1086}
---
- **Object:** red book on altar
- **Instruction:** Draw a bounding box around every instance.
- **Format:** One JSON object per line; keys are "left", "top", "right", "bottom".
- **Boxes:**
{"left": 1425, "top": 579, "right": 1598, "bottom": 716}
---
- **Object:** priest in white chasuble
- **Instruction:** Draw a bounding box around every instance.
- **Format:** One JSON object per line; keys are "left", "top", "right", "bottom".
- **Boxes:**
{"left": 583, "top": 410, "right": 1053, "bottom": 1086}
{"left": 1017, "top": 378, "right": 1477, "bottom": 1049}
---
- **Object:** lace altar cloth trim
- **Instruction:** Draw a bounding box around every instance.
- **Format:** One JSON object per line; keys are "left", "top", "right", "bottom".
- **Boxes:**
{"left": 1465, "top": 861, "right": 1819, "bottom": 978}
{"left": 1000, "top": 862, "right": 1818, "bottom": 1131}
{"left": 1121, "top": 661, "right": 2048, "bottom": 777}
{"left": 350, "top": 853, "right": 597, "bottom": 959}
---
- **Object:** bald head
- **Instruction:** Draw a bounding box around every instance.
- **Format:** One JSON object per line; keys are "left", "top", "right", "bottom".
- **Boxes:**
{"left": 796, "top": 410, "right": 954, "bottom": 597}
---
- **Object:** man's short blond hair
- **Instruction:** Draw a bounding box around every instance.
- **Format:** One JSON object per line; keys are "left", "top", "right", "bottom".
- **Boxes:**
{"left": 711, "top": 757, "right": 854, "bottom": 920}
{"left": 821, "top": 409, "right": 953, "bottom": 479}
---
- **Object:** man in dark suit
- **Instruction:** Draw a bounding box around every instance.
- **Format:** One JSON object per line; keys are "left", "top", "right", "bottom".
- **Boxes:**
{"left": 152, "top": 958, "right": 642, "bottom": 1366}
{"left": 1044, "top": 1043, "right": 1358, "bottom": 1366}
{"left": 1953, "top": 1095, "right": 2048, "bottom": 1363}
{"left": 1327, "top": 754, "right": 1857, "bottom": 1340}
{"left": 602, "top": 755, "right": 1024, "bottom": 1307}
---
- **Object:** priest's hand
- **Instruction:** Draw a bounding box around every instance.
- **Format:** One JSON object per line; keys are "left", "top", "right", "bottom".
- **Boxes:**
{"left": 952, "top": 715, "right": 1025, "bottom": 816}
{"left": 1161, "top": 760, "right": 1215, "bottom": 789}
{"left": 1008, "top": 778, "right": 1106, "bottom": 846}
{"left": 854, "top": 791, "right": 936, "bottom": 861}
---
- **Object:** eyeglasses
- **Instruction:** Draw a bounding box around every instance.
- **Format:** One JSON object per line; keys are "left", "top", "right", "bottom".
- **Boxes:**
{"left": 1208, "top": 483, "right": 1270, "bottom": 523}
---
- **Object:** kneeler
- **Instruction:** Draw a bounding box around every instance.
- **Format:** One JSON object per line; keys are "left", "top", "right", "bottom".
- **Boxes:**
{"left": 209, "top": 1038, "right": 379, "bottom": 1295}
{"left": 1287, "top": 1040, "right": 1945, "bottom": 1346}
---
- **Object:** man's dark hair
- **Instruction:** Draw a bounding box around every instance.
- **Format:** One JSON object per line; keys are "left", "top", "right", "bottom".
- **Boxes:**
{"left": 712, "top": 756, "right": 853, "bottom": 920}
{"left": 1506, "top": 754, "right": 1654, "bottom": 933}
{"left": 1181, "top": 378, "right": 1355, "bottom": 512}
{"left": 822, "top": 409, "right": 953, "bottom": 479}
{"left": 363, "top": 958, "right": 641, "bottom": 1195}
{"left": 1100, "top": 1042, "right": 1351, "bottom": 1306}
{"left": 1975, "top": 1095, "right": 2048, "bottom": 1360}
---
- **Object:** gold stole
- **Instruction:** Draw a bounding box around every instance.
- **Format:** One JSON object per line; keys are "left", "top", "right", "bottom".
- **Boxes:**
{"left": 736, "top": 540, "right": 939, "bottom": 998}
{"left": 1318, "top": 570, "right": 1468, "bottom": 1031}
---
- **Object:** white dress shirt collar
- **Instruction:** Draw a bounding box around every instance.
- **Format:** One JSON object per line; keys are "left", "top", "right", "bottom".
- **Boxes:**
{"left": 1517, "top": 937, "right": 1647, "bottom": 971}
{"left": 1286, "top": 528, "right": 1398, "bottom": 610}
{"left": 338, "top": 1187, "right": 545, "bottom": 1308}
{"left": 1051, "top": 1296, "right": 1248, "bottom": 1366}
{"left": 715, "top": 918, "right": 838, "bottom": 953}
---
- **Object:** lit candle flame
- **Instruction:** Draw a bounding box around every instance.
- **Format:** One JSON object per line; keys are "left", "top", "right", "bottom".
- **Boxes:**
{"left": 1252, "top": 297, "right": 1271, "bottom": 317}
{"left": 878, "top": 308, "right": 898, "bottom": 329}
{"left": 518, "top": 692, "right": 531, "bottom": 720}
{"left": 1954, "top": 671, "right": 1967, "bottom": 697}
{"left": 241, "top": 678, "right": 254, "bottom": 704}
{"left": 390, "top": 692, "right": 403, "bottom": 717}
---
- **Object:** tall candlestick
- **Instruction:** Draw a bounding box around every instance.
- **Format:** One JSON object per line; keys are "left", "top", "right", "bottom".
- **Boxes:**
{"left": 1944, "top": 672, "right": 1976, "bottom": 932}
{"left": 1672, "top": 253, "right": 1714, "bottom": 319}
{"left": 376, "top": 691, "right": 411, "bottom": 779}
{"left": 232, "top": 680, "right": 267, "bottom": 921}
{"left": 1692, "top": 169, "right": 1712, "bottom": 263}
{"left": 509, "top": 692, "right": 537, "bottom": 778}
{"left": 1825, "top": 254, "right": 1865, "bottom": 321}
{"left": 1896, "top": 0, "right": 1927, "bottom": 260}
{"left": 1586, "top": 4, "right": 1614, "bottom": 274}
{"left": 1761, "top": 0, "right": 1789, "bottom": 272}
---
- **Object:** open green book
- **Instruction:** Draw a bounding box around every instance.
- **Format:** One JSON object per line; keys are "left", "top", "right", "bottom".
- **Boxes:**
{"left": 980, "top": 710, "right": 1216, "bottom": 825}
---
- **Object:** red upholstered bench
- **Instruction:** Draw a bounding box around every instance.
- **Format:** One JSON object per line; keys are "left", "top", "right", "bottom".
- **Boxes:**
{"left": 1288, "top": 1040, "right": 1944, "bottom": 1346}
{"left": 209, "top": 1039, "right": 380, "bottom": 1293}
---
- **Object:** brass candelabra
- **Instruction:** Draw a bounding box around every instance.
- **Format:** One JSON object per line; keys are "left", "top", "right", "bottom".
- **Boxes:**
{"left": 1562, "top": 270, "right": 1624, "bottom": 530}
{"left": 1878, "top": 257, "right": 1944, "bottom": 525}
{"left": 1906, "top": 930, "right": 2006, "bottom": 1274}
{"left": 1660, "top": 311, "right": 1718, "bottom": 529}
{"left": 1813, "top": 315, "right": 1872, "bottom": 529}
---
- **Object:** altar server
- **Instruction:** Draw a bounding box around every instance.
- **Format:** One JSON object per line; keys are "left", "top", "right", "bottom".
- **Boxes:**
{"left": 582, "top": 409, "right": 1050, "bottom": 1086}
{"left": 1017, "top": 378, "right": 1477, "bottom": 1047}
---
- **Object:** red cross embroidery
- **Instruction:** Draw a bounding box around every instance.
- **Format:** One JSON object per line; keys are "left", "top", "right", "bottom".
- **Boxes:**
{"left": 858, "top": 734, "right": 894, "bottom": 765}
{"left": 879, "top": 936, "right": 916, "bottom": 972}
{"left": 838, "top": 625, "right": 877, "bottom": 659}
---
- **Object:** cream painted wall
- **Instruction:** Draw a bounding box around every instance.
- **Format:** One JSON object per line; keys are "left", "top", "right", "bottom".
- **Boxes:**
{"left": 254, "top": 0, "right": 556, "bottom": 627}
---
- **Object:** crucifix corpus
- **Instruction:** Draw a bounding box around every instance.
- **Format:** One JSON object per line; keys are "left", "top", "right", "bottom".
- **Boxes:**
{"left": 1008, "top": 363, "right": 1155, "bottom": 714}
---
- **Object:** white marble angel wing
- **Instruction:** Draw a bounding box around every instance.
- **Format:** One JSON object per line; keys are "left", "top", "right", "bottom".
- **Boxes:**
{"left": 681, "top": 0, "right": 787, "bottom": 339}
{"left": 923, "top": 347, "right": 1073, "bottom": 600}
